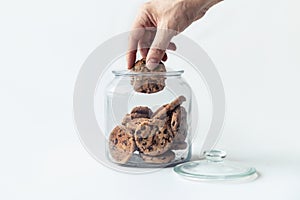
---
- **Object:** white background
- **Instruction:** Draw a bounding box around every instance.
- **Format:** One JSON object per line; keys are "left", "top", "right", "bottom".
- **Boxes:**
{"left": 0, "top": 0, "right": 299, "bottom": 199}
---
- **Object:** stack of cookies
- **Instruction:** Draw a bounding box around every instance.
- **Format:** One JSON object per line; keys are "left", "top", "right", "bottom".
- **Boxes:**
{"left": 108, "top": 96, "right": 188, "bottom": 164}
{"left": 130, "top": 58, "right": 166, "bottom": 94}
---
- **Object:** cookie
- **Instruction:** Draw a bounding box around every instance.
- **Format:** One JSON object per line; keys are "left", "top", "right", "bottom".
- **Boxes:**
{"left": 167, "top": 96, "right": 186, "bottom": 111}
{"left": 131, "top": 58, "right": 148, "bottom": 72}
{"left": 140, "top": 151, "right": 175, "bottom": 164}
{"left": 171, "top": 106, "right": 188, "bottom": 142}
{"left": 151, "top": 104, "right": 168, "bottom": 119}
{"left": 132, "top": 79, "right": 165, "bottom": 94}
{"left": 130, "top": 106, "right": 153, "bottom": 119}
{"left": 121, "top": 114, "right": 132, "bottom": 126}
{"left": 134, "top": 119, "right": 174, "bottom": 156}
{"left": 131, "top": 58, "right": 166, "bottom": 73}
{"left": 134, "top": 119, "right": 158, "bottom": 150}
{"left": 145, "top": 123, "right": 174, "bottom": 156}
{"left": 171, "top": 141, "right": 188, "bottom": 150}
{"left": 130, "top": 58, "right": 166, "bottom": 94}
{"left": 124, "top": 117, "right": 148, "bottom": 131}
{"left": 122, "top": 106, "right": 152, "bottom": 127}
{"left": 108, "top": 125, "right": 136, "bottom": 164}
{"left": 152, "top": 96, "right": 186, "bottom": 120}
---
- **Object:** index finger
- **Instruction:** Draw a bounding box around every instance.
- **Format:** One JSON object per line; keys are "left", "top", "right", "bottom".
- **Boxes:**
{"left": 127, "top": 27, "right": 145, "bottom": 69}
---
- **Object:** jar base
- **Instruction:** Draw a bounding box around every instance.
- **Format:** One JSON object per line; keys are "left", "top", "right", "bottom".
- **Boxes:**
{"left": 111, "top": 147, "right": 192, "bottom": 168}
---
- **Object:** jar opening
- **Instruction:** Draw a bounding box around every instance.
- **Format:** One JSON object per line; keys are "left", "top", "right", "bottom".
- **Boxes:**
{"left": 112, "top": 70, "right": 184, "bottom": 77}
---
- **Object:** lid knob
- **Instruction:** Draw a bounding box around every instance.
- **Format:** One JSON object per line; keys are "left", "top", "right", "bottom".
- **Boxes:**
{"left": 204, "top": 149, "right": 226, "bottom": 162}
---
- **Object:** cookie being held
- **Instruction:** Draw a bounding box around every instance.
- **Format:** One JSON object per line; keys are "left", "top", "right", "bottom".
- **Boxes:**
{"left": 130, "top": 58, "right": 166, "bottom": 94}
{"left": 131, "top": 58, "right": 166, "bottom": 73}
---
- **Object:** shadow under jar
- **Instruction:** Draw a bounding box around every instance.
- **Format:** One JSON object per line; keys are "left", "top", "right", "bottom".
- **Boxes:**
{"left": 105, "top": 70, "right": 192, "bottom": 168}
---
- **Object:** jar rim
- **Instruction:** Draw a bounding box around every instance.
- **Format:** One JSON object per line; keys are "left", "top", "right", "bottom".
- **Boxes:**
{"left": 112, "top": 70, "right": 184, "bottom": 77}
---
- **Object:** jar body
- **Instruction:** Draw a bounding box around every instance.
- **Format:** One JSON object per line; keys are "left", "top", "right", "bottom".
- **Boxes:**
{"left": 105, "top": 71, "right": 192, "bottom": 167}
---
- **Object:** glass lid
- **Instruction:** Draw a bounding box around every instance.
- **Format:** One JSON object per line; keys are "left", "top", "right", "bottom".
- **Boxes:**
{"left": 173, "top": 150, "right": 257, "bottom": 181}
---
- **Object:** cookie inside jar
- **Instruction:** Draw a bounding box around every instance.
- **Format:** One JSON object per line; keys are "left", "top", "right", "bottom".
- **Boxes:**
{"left": 108, "top": 96, "right": 191, "bottom": 167}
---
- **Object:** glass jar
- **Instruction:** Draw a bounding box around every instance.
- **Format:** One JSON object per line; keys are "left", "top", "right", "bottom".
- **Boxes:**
{"left": 105, "top": 70, "right": 192, "bottom": 167}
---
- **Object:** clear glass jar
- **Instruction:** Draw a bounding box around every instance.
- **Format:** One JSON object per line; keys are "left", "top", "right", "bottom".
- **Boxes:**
{"left": 105, "top": 70, "right": 192, "bottom": 167}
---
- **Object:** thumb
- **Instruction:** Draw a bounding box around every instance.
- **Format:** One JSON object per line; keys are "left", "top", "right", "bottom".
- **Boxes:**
{"left": 146, "top": 29, "right": 176, "bottom": 70}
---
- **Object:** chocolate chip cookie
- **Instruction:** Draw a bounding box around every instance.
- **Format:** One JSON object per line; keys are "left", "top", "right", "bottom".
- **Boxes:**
{"left": 152, "top": 96, "right": 186, "bottom": 120}
{"left": 171, "top": 106, "right": 188, "bottom": 142}
{"left": 121, "top": 114, "right": 132, "bottom": 126}
{"left": 134, "top": 119, "right": 174, "bottom": 156}
{"left": 130, "top": 58, "right": 166, "bottom": 94}
{"left": 131, "top": 58, "right": 166, "bottom": 73}
{"left": 108, "top": 125, "right": 136, "bottom": 164}
{"left": 130, "top": 106, "right": 153, "bottom": 119}
{"left": 140, "top": 150, "right": 175, "bottom": 164}
{"left": 122, "top": 106, "right": 152, "bottom": 126}
{"left": 151, "top": 104, "right": 168, "bottom": 119}
{"left": 123, "top": 118, "right": 147, "bottom": 131}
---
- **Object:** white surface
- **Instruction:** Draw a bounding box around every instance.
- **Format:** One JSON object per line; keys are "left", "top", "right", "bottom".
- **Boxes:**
{"left": 0, "top": 0, "right": 299, "bottom": 200}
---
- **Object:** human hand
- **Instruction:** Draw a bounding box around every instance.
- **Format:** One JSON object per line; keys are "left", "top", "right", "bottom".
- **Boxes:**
{"left": 127, "top": 0, "right": 223, "bottom": 69}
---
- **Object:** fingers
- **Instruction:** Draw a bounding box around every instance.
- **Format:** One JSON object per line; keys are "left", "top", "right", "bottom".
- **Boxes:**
{"left": 162, "top": 53, "right": 168, "bottom": 61}
{"left": 128, "top": 26, "right": 177, "bottom": 70}
{"left": 127, "top": 3, "right": 152, "bottom": 69}
{"left": 139, "top": 30, "right": 176, "bottom": 63}
{"left": 138, "top": 30, "right": 155, "bottom": 58}
{"left": 140, "top": 49, "right": 169, "bottom": 62}
{"left": 146, "top": 29, "right": 176, "bottom": 70}
{"left": 127, "top": 28, "right": 145, "bottom": 69}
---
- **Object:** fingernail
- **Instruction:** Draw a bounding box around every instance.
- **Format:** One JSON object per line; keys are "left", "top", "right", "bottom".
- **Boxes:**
{"left": 146, "top": 59, "right": 159, "bottom": 70}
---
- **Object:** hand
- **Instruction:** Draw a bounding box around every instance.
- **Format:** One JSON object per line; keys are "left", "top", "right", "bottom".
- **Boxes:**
{"left": 127, "top": 0, "right": 223, "bottom": 69}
